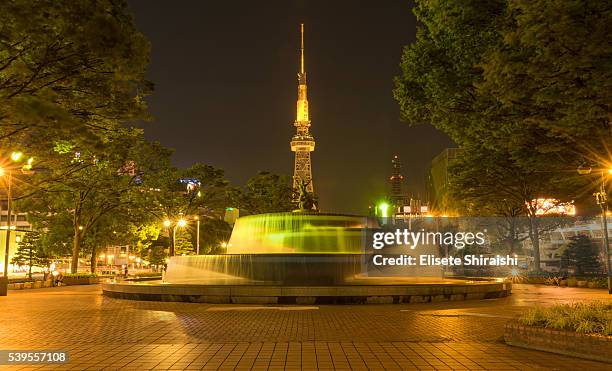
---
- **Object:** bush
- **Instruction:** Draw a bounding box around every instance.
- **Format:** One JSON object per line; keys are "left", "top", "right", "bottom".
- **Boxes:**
{"left": 134, "top": 272, "right": 162, "bottom": 278}
{"left": 519, "top": 302, "right": 612, "bottom": 336}
{"left": 524, "top": 274, "right": 607, "bottom": 288}
{"left": 63, "top": 273, "right": 97, "bottom": 278}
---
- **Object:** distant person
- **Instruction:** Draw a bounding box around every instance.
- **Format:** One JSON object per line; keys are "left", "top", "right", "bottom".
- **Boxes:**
{"left": 124, "top": 265, "right": 128, "bottom": 278}
{"left": 53, "top": 271, "right": 64, "bottom": 287}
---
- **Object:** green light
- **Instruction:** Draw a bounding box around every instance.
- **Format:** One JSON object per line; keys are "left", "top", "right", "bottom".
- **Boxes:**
{"left": 22, "top": 157, "right": 34, "bottom": 170}
{"left": 226, "top": 207, "right": 234, "bottom": 211}
{"left": 378, "top": 202, "right": 390, "bottom": 217}
{"left": 10, "top": 151, "right": 23, "bottom": 162}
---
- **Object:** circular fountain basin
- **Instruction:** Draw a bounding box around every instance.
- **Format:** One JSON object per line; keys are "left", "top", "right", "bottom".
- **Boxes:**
{"left": 102, "top": 278, "right": 511, "bottom": 304}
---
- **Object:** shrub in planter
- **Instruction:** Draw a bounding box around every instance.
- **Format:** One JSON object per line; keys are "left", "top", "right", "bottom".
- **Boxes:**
{"left": 577, "top": 280, "right": 587, "bottom": 287}
{"left": 590, "top": 277, "right": 607, "bottom": 288}
{"left": 62, "top": 273, "right": 99, "bottom": 285}
{"left": 559, "top": 280, "right": 567, "bottom": 287}
{"left": 135, "top": 272, "right": 162, "bottom": 278}
{"left": 63, "top": 273, "right": 98, "bottom": 278}
{"left": 567, "top": 278, "right": 577, "bottom": 287}
{"left": 519, "top": 301, "right": 612, "bottom": 336}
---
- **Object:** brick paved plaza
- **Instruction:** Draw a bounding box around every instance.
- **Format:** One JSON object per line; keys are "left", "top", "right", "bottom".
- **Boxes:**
{"left": 0, "top": 284, "right": 610, "bottom": 370}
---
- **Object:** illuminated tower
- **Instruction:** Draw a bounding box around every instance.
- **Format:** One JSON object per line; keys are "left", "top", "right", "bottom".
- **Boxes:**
{"left": 291, "top": 23, "right": 315, "bottom": 200}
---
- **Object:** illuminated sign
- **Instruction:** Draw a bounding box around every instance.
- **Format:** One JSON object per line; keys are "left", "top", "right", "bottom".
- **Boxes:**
{"left": 530, "top": 198, "right": 575, "bottom": 216}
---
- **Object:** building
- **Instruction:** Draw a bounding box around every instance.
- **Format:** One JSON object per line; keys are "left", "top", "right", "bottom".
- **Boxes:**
{"left": 290, "top": 24, "right": 316, "bottom": 201}
{"left": 427, "top": 148, "right": 463, "bottom": 215}
{"left": 522, "top": 218, "right": 609, "bottom": 273}
{"left": 0, "top": 200, "right": 33, "bottom": 275}
{"left": 370, "top": 156, "right": 428, "bottom": 222}
{"left": 389, "top": 155, "right": 427, "bottom": 216}
{"left": 389, "top": 155, "right": 408, "bottom": 209}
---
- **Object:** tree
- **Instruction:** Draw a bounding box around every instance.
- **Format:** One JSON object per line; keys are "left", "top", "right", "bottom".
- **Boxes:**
{"left": 146, "top": 238, "right": 168, "bottom": 269}
{"left": 174, "top": 229, "right": 194, "bottom": 256}
{"left": 2, "top": 0, "right": 157, "bottom": 273}
{"left": 448, "top": 144, "right": 580, "bottom": 266}
{"left": 235, "top": 171, "right": 294, "bottom": 215}
{"left": 393, "top": 0, "right": 508, "bottom": 147}
{"left": 560, "top": 235, "right": 602, "bottom": 276}
{"left": 393, "top": 0, "right": 594, "bottom": 270}
{"left": 198, "top": 218, "right": 232, "bottom": 254}
{"left": 20, "top": 130, "right": 173, "bottom": 272}
{"left": 10, "top": 230, "right": 48, "bottom": 279}
{"left": 480, "top": 0, "right": 612, "bottom": 163}
{"left": 0, "top": 0, "right": 151, "bottom": 152}
{"left": 147, "top": 163, "right": 229, "bottom": 256}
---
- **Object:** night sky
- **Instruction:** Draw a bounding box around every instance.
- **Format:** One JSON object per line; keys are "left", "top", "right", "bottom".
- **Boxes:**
{"left": 127, "top": 0, "right": 455, "bottom": 214}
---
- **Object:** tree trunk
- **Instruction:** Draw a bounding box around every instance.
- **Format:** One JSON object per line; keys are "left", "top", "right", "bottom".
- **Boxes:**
{"left": 90, "top": 244, "right": 97, "bottom": 274}
{"left": 28, "top": 249, "right": 32, "bottom": 280}
{"left": 71, "top": 229, "right": 81, "bottom": 273}
{"left": 170, "top": 227, "right": 175, "bottom": 257}
{"left": 528, "top": 215, "right": 541, "bottom": 271}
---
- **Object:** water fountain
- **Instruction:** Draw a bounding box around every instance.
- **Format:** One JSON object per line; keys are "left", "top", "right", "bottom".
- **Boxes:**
{"left": 103, "top": 212, "right": 511, "bottom": 303}
{"left": 163, "top": 212, "right": 379, "bottom": 285}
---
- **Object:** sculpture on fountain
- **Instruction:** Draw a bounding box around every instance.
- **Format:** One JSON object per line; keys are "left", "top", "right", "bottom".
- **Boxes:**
{"left": 295, "top": 179, "right": 318, "bottom": 212}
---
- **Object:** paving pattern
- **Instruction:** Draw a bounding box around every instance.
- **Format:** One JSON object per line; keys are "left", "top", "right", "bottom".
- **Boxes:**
{"left": 0, "top": 284, "right": 610, "bottom": 370}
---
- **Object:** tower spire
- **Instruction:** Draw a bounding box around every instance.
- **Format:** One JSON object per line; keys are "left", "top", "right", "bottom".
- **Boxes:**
{"left": 300, "top": 23, "right": 305, "bottom": 74}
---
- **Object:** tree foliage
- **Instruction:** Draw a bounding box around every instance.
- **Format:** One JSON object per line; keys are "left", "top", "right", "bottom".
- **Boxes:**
{"left": 198, "top": 218, "right": 232, "bottom": 254}
{"left": 560, "top": 235, "right": 602, "bottom": 276}
{"left": 394, "top": 0, "right": 609, "bottom": 269}
{"left": 174, "top": 229, "right": 194, "bottom": 256}
{"left": 10, "top": 230, "right": 48, "bottom": 278}
{"left": 19, "top": 130, "right": 172, "bottom": 272}
{"left": 234, "top": 171, "right": 294, "bottom": 215}
{"left": 0, "top": 0, "right": 151, "bottom": 152}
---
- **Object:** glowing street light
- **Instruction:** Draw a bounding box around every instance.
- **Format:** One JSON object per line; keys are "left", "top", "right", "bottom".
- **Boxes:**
{"left": 1, "top": 150, "right": 34, "bottom": 296}
{"left": 10, "top": 152, "right": 22, "bottom": 162}
{"left": 577, "top": 164, "right": 612, "bottom": 294}
{"left": 163, "top": 217, "right": 188, "bottom": 257}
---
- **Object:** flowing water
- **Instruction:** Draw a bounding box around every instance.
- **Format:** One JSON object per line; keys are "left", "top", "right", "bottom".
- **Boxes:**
{"left": 164, "top": 212, "right": 441, "bottom": 285}
{"left": 226, "top": 212, "right": 378, "bottom": 254}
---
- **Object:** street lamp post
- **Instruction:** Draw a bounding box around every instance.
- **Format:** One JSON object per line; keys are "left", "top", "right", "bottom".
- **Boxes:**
{"left": 0, "top": 152, "right": 31, "bottom": 296}
{"left": 594, "top": 170, "right": 612, "bottom": 294}
{"left": 164, "top": 218, "right": 187, "bottom": 257}
{"left": 579, "top": 164, "right": 612, "bottom": 294}
{"left": 195, "top": 216, "right": 200, "bottom": 255}
{"left": 0, "top": 169, "right": 12, "bottom": 296}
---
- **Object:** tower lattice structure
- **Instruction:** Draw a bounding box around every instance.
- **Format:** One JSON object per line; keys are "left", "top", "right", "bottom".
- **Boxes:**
{"left": 291, "top": 23, "right": 315, "bottom": 200}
